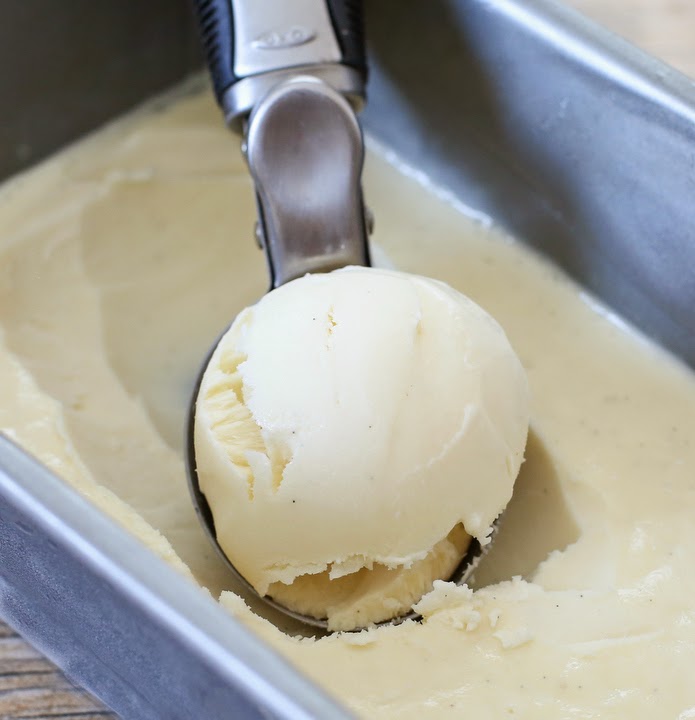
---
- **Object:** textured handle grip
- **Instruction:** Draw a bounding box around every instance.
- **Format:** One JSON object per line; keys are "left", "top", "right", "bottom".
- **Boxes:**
{"left": 191, "top": 0, "right": 237, "bottom": 102}
{"left": 326, "top": 0, "right": 367, "bottom": 78}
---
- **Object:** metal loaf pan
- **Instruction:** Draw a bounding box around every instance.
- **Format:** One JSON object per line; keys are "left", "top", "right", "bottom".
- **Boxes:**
{"left": 0, "top": 1, "right": 694, "bottom": 718}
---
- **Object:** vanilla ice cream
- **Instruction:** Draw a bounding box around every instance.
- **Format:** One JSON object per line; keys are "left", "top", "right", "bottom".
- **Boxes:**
{"left": 193, "top": 266, "right": 529, "bottom": 628}
{"left": 2, "top": 86, "right": 695, "bottom": 718}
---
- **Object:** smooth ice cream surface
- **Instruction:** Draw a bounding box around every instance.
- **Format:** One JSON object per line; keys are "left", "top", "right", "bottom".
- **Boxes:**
{"left": 194, "top": 267, "right": 529, "bottom": 628}
{"left": 2, "top": 82, "right": 695, "bottom": 718}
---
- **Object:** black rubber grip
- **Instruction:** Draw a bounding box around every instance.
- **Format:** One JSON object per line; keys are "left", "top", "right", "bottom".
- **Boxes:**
{"left": 326, "top": 0, "right": 367, "bottom": 78}
{"left": 191, "top": 0, "right": 237, "bottom": 102}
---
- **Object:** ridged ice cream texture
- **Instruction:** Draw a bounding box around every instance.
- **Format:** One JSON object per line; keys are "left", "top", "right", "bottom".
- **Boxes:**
{"left": 194, "top": 266, "right": 530, "bottom": 623}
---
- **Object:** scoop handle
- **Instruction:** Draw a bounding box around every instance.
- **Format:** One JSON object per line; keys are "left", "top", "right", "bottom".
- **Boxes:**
{"left": 191, "top": 0, "right": 367, "bottom": 122}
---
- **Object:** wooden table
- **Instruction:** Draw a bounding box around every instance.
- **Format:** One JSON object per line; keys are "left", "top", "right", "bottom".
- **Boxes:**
{"left": 2, "top": 2, "right": 693, "bottom": 717}
{"left": 0, "top": 623, "right": 109, "bottom": 719}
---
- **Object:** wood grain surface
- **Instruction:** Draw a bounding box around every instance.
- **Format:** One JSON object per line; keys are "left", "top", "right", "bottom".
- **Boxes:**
{"left": 0, "top": 623, "right": 111, "bottom": 719}
{"left": 1, "top": 2, "right": 693, "bottom": 718}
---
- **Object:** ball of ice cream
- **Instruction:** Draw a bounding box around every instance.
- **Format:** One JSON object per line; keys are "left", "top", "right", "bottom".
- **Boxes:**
{"left": 194, "top": 266, "right": 529, "bottom": 628}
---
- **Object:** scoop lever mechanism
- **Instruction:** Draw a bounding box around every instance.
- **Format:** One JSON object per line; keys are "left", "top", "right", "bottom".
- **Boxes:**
{"left": 246, "top": 76, "right": 372, "bottom": 287}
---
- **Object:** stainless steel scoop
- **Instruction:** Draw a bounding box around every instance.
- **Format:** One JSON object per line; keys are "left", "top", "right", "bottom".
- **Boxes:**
{"left": 186, "top": 0, "right": 494, "bottom": 631}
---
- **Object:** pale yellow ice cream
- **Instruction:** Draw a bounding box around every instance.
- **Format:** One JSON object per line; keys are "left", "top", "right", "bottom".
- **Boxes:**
{"left": 2, "top": 84, "right": 695, "bottom": 718}
{"left": 194, "top": 266, "right": 529, "bottom": 628}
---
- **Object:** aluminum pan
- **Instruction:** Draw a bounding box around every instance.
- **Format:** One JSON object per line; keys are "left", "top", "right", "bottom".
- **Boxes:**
{"left": 1, "top": 0, "right": 694, "bottom": 718}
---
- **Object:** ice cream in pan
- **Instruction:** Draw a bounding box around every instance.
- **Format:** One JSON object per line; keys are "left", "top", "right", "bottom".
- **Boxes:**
{"left": 4, "top": 81, "right": 695, "bottom": 719}
{"left": 186, "top": 0, "right": 530, "bottom": 631}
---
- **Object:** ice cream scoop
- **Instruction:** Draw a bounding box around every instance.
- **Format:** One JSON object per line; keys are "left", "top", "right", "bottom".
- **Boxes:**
{"left": 186, "top": 0, "right": 529, "bottom": 631}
